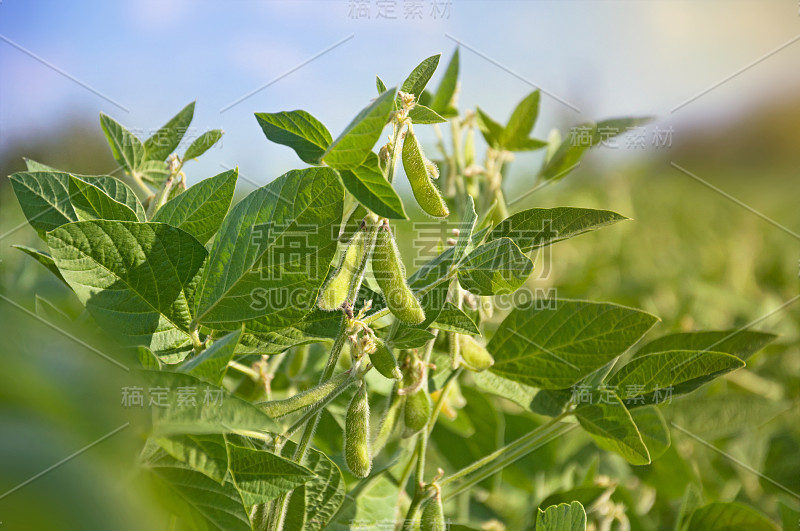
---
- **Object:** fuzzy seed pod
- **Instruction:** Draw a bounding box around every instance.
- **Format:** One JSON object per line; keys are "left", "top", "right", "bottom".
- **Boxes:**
{"left": 458, "top": 335, "right": 494, "bottom": 372}
{"left": 319, "top": 225, "right": 366, "bottom": 311}
{"left": 345, "top": 381, "right": 371, "bottom": 478}
{"left": 370, "top": 339, "right": 402, "bottom": 380}
{"left": 372, "top": 224, "right": 426, "bottom": 324}
{"left": 403, "top": 388, "right": 431, "bottom": 438}
{"left": 402, "top": 130, "right": 449, "bottom": 218}
{"left": 420, "top": 489, "right": 445, "bottom": 531}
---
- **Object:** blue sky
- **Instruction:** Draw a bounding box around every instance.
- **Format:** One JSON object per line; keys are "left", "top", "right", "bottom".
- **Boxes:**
{"left": 1, "top": 0, "right": 799, "bottom": 187}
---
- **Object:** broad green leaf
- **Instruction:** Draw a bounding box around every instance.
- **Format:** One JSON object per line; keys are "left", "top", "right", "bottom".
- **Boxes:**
{"left": 400, "top": 54, "right": 441, "bottom": 100}
{"left": 502, "top": 91, "right": 543, "bottom": 151}
{"left": 608, "top": 350, "right": 745, "bottom": 405}
{"left": 634, "top": 329, "right": 776, "bottom": 361}
{"left": 388, "top": 327, "right": 435, "bottom": 349}
{"left": 183, "top": 129, "right": 223, "bottom": 160}
{"left": 13, "top": 245, "right": 67, "bottom": 284}
{"left": 431, "top": 302, "right": 480, "bottom": 335}
{"left": 237, "top": 309, "right": 342, "bottom": 355}
{"left": 322, "top": 88, "right": 397, "bottom": 170}
{"left": 457, "top": 237, "right": 533, "bottom": 295}
{"left": 81, "top": 175, "right": 147, "bottom": 221}
{"left": 487, "top": 207, "right": 628, "bottom": 253}
{"left": 68, "top": 175, "right": 139, "bottom": 222}
{"left": 536, "top": 501, "right": 587, "bottom": 531}
{"left": 453, "top": 195, "right": 478, "bottom": 263}
{"left": 667, "top": 394, "right": 785, "bottom": 440}
{"left": 282, "top": 439, "right": 345, "bottom": 531}
{"left": 407, "top": 245, "right": 456, "bottom": 327}
{"left": 475, "top": 107, "right": 505, "bottom": 149}
{"left": 139, "top": 159, "right": 170, "bottom": 186}
{"left": 47, "top": 221, "right": 207, "bottom": 351}
{"left": 195, "top": 167, "right": 343, "bottom": 332}
{"left": 575, "top": 391, "right": 650, "bottom": 465}
{"left": 142, "top": 370, "right": 277, "bottom": 435}
{"left": 227, "top": 443, "right": 313, "bottom": 505}
{"left": 10, "top": 171, "right": 77, "bottom": 236}
{"left": 630, "top": 406, "right": 670, "bottom": 459}
{"left": 430, "top": 48, "right": 459, "bottom": 117}
{"left": 144, "top": 101, "right": 195, "bottom": 161}
{"left": 179, "top": 328, "right": 243, "bottom": 385}
{"left": 255, "top": 110, "right": 332, "bottom": 165}
{"left": 146, "top": 452, "right": 250, "bottom": 531}
{"left": 152, "top": 169, "right": 238, "bottom": 243}
{"left": 472, "top": 370, "right": 538, "bottom": 409}
{"left": 686, "top": 502, "right": 778, "bottom": 531}
{"left": 408, "top": 104, "right": 447, "bottom": 124}
{"left": 488, "top": 300, "right": 658, "bottom": 389}
{"left": 100, "top": 112, "right": 144, "bottom": 173}
{"left": 156, "top": 433, "right": 228, "bottom": 483}
{"left": 338, "top": 152, "right": 407, "bottom": 219}
{"left": 327, "top": 475, "right": 399, "bottom": 530}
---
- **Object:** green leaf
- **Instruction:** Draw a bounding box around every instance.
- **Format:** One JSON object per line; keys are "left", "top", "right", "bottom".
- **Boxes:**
{"left": 488, "top": 300, "right": 658, "bottom": 389}
{"left": 475, "top": 107, "right": 505, "bottom": 149}
{"left": 609, "top": 350, "right": 744, "bottom": 405}
{"left": 179, "top": 328, "right": 242, "bottom": 385}
{"left": 667, "top": 394, "right": 785, "bottom": 440}
{"left": 255, "top": 110, "right": 332, "bottom": 165}
{"left": 430, "top": 48, "right": 459, "bottom": 117}
{"left": 453, "top": 195, "right": 478, "bottom": 263}
{"left": 139, "top": 159, "right": 170, "bottom": 186}
{"left": 574, "top": 391, "right": 650, "bottom": 465}
{"left": 237, "top": 309, "right": 342, "bottom": 355}
{"left": 146, "top": 453, "right": 251, "bottom": 531}
{"left": 536, "top": 501, "right": 587, "bottom": 531}
{"left": 23, "top": 158, "right": 58, "bottom": 171}
{"left": 338, "top": 152, "right": 407, "bottom": 219}
{"left": 81, "top": 175, "right": 147, "bottom": 221}
{"left": 47, "top": 221, "right": 207, "bottom": 351}
{"left": 406, "top": 245, "right": 456, "bottom": 327}
{"left": 487, "top": 207, "right": 628, "bottom": 252}
{"left": 431, "top": 302, "right": 480, "bottom": 335}
{"left": 13, "top": 245, "right": 67, "bottom": 284}
{"left": 142, "top": 370, "right": 277, "bottom": 435}
{"left": 183, "top": 129, "right": 223, "bottom": 160}
{"left": 100, "top": 112, "right": 145, "bottom": 173}
{"left": 472, "top": 370, "right": 538, "bottom": 409}
{"left": 322, "top": 88, "right": 397, "bottom": 170}
{"left": 68, "top": 175, "right": 139, "bottom": 222}
{"left": 152, "top": 169, "right": 238, "bottom": 243}
{"left": 375, "top": 76, "right": 387, "bottom": 95}
{"left": 457, "top": 237, "right": 533, "bottom": 295}
{"left": 137, "top": 346, "right": 162, "bottom": 370}
{"left": 227, "top": 443, "right": 313, "bottom": 505}
{"left": 502, "top": 91, "right": 543, "bottom": 151}
{"left": 282, "top": 439, "right": 345, "bottom": 531}
{"left": 10, "top": 171, "right": 77, "bottom": 236}
{"left": 686, "top": 502, "right": 778, "bottom": 531}
{"left": 144, "top": 101, "right": 195, "bottom": 161}
{"left": 634, "top": 329, "right": 776, "bottom": 361}
{"left": 327, "top": 475, "right": 399, "bottom": 530}
{"left": 630, "top": 406, "right": 670, "bottom": 459}
{"left": 400, "top": 54, "right": 441, "bottom": 100}
{"left": 408, "top": 104, "right": 447, "bottom": 124}
{"left": 195, "top": 167, "right": 343, "bottom": 332}
{"left": 388, "top": 327, "right": 436, "bottom": 349}
{"left": 156, "top": 433, "right": 228, "bottom": 483}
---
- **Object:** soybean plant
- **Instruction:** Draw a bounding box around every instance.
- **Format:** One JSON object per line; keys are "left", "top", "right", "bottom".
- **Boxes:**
{"left": 7, "top": 50, "right": 780, "bottom": 530}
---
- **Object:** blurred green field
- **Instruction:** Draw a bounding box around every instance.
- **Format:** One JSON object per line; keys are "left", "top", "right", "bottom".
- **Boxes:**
{"left": 1, "top": 101, "right": 798, "bottom": 529}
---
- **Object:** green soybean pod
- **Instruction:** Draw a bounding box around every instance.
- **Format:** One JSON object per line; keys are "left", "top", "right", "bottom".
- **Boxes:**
{"left": 370, "top": 339, "right": 402, "bottom": 380}
{"left": 402, "top": 130, "right": 449, "bottom": 218}
{"left": 319, "top": 224, "right": 365, "bottom": 311}
{"left": 420, "top": 489, "right": 445, "bottom": 531}
{"left": 403, "top": 388, "right": 431, "bottom": 438}
{"left": 372, "top": 224, "right": 426, "bottom": 325}
{"left": 345, "top": 381, "right": 372, "bottom": 478}
{"left": 458, "top": 335, "right": 495, "bottom": 372}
